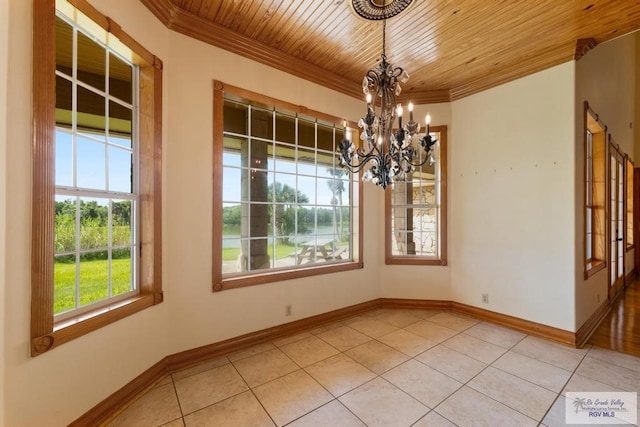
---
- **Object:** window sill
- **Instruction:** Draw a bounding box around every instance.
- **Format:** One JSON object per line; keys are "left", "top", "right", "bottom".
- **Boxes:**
{"left": 215, "top": 261, "right": 363, "bottom": 291}
{"left": 385, "top": 256, "right": 447, "bottom": 266}
{"left": 32, "top": 292, "right": 163, "bottom": 356}
{"left": 584, "top": 260, "right": 606, "bottom": 280}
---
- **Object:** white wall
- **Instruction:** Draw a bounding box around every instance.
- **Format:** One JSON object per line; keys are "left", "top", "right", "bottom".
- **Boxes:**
{"left": 450, "top": 63, "right": 577, "bottom": 331}
{"left": 164, "top": 31, "right": 379, "bottom": 354}
{"left": 379, "top": 102, "right": 453, "bottom": 300}
{"left": 3, "top": 1, "right": 170, "bottom": 426}
{"left": 575, "top": 33, "right": 637, "bottom": 327}
{"left": 0, "top": 0, "right": 9, "bottom": 424}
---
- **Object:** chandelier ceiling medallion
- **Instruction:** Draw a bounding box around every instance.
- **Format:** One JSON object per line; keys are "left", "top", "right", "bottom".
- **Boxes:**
{"left": 339, "top": 0, "right": 436, "bottom": 189}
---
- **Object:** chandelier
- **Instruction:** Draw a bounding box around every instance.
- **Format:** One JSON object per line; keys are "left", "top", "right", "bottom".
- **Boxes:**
{"left": 339, "top": 1, "right": 437, "bottom": 189}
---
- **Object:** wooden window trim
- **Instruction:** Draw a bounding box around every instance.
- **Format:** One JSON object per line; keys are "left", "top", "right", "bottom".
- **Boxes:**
{"left": 212, "top": 80, "right": 363, "bottom": 292}
{"left": 626, "top": 157, "right": 634, "bottom": 252}
{"left": 31, "top": 0, "right": 163, "bottom": 356}
{"left": 584, "top": 102, "right": 606, "bottom": 280}
{"left": 384, "top": 125, "right": 447, "bottom": 266}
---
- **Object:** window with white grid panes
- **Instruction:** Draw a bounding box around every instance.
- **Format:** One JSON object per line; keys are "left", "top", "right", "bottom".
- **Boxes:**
{"left": 220, "top": 94, "right": 357, "bottom": 278}
{"left": 386, "top": 126, "right": 447, "bottom": 265}
{"left": 54, "top": 12, "right": 138, "bottom": 319}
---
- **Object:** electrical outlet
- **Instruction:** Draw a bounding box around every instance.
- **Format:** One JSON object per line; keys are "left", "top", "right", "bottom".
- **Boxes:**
{"left": 481, "top": 293, "right": 489, "bottom": 304}
{"left": 285, "top": 305, "right": 292, "bottom": 316}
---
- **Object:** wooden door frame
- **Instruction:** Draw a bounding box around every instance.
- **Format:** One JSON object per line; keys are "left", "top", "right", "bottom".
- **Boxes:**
{"left": 608, "top": 139, "right": 625, "bottom": 301}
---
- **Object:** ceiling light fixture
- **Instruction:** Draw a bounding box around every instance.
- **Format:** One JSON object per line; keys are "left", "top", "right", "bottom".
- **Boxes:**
{"left": 339, "top": 0, "right": 436, "bottom": 189}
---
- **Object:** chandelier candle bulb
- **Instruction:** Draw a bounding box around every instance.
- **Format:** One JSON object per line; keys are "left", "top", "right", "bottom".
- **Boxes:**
{"left": 426, "top": 113, "right": 431, "bottom": 133}
{"left": 408, "top": 102, "right": 414, "bottom": 121}
{"left": 397, "top": 105, "right": 403, "bottom": 128}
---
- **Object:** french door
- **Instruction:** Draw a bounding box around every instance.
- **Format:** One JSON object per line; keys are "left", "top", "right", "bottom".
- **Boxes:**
{"left": 608, "top": 144, "right": 625, "bottom": 299}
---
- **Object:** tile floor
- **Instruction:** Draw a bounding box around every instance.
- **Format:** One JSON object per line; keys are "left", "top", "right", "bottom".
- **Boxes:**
{"left": 106, "top": 309, "right": 640, "bottom": 426}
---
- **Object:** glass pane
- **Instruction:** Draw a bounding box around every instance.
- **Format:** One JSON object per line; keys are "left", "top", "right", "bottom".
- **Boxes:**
{"left": 55, "top": 130, "right": 73, "bottom": 187}
{"left": 274, "top": 144, "right": 296, "bottom": 173}
{"left": 77, "top": 31, "right": 106, "bottom": 91}
{"left": 55, "top": 75, "right": 72, "bottom": 124}
{"left": 108, "top": 146, "right": 132, "bottom": 193}
{"left": 224, "top": 101, "right": 248, "bottom": 134}
{"left": 317, "top": 124, "right": 333, "bottom": 151}
{"left": 77, "top": 136, "right": 106, "bottom": 190}
{"left": 112, "top": 247, "right": 133, "bottom": 296}
{"left": 54, "top": 254, "right": 76, "bottom": 314}
{"left": 317, "top": 178, "right": 337, "bottom": 206}
{"left": 298, "top": 119, "right": 315, "bottom": 148}
{"left": 77, "top": 85, "right": 106, "bottom": 132}
{"left": 112, "top": 200, "right": 133, "bottom": 246}
{"left": 416, "top": 231, "right": 437, "bottom": 256}
{"left": 318, "top": 158, "right": 341, "bottom": 180}
{"left": 55, "top": 16, "right": 73, "bottom": 75}
{"left": 275, "top": 113, "right": 295, "bottom": 143}
{"left": 298, "top": 176, "right": 316, "bottom": 204}
{"left": 297, "top": 148, "right": 316, "bottom": 175}
{"left": 80, "top": 198, "right": 109, "bottom": 250}
{"left": 247, "top": 238, "right": 269, "bottom": 271}
{"left": 297, "top": 207, "right": 314, "bottom": 236}
{"left": 223, "top": 167, "right": 243, "bottom": 203}
{"left": 223, "top": 136, "right": 244, "bottom": 167}
{"left": 55, "top": 196, "right": 76, "bottom": 254}
{"left": 272, "top": 174, "right": 298, "bottom": 202}
{"left": 79, "top": 250, "right": 109, "bottom": 306}
{"left": 109, "top": 52, "right": 132, "bottom": 104}
{"left": 109, "top": 101, "right": 132, "bottom": 141}
{"left": 251, "top": 108, "right": 272, "bottom": 139}
{"left": 273, "top": 203, "right": 297, "bottom": 241}
{"left": 248, "top": 203, "right": 269, "bottom": 239}
{"left": 251, "top": 139, "right": 269, "bottom": 171}
{"left": 222, "top": 203, "right": 243, "bottom": 237}
{"left": 586, "top": 208, "right": 592, "bottom": 234}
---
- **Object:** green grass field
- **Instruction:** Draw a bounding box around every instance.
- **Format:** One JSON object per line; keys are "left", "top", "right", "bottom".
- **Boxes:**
{"left": 222, "top": 242, "right": 298, "bottom": 261}
{"left": 54, "top": 258, "right": 132, "bottom": 314}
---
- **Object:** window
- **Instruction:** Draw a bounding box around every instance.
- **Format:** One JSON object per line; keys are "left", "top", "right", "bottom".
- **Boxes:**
{"left": 31, "top": 0, "right": 162, "bottom": 356}
{"left": 213, "top": 82, "right": 362, "bottom": 291}
{"left": 584, "top": 102, "right": 606, "bottom": 279}
{"left": 385, "top": 126, "right": 447, "bottom": 265}
{"left": 626, "top": 157, "right": 634, "bottom": 251}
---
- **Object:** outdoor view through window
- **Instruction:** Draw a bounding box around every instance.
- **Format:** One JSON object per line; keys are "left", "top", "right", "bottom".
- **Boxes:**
{"left": 222, "top": 97, "right": 353, "bottom": 274}
{"left": 54, "top": 12, "right": 137, "bottom": 318}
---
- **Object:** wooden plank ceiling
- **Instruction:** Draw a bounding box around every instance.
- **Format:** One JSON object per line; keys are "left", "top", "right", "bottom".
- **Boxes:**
{"left": 140, "top": 0, "right": 640, "bottom": 102}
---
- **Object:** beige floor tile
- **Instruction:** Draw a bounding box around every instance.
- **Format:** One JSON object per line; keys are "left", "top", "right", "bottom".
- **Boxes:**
{"left": 316, "top": 325, "right": 372, "bottom": 352}
{"left": 273, "top": 332, "right": 313, "bottom": 348}
{"left": 377, "top": 329, "right": 437, "bottom": 357}
{"left": 155, "top": 375, "right": 174, "bottom": 388}
{"left": 404, "top": 309, "right": 442, "bottom": 320}
{"left": 173, "top": 357, "right": 230, "bottom": 381}
{"left": 174, "top": 363, "right": 249, "bottom": 415}
{"left": 345, "top": 340, "right": 409, "bottom": 375}
{"left": 232, "top": 348, "right": 299, "bottom": 388}
{"left": 227, "top": 342, "right": 277, "bottom": 362}
{"left": 563, "top": 373, "right": 638, "bottom": 397}
{"left": 575, "top": 356, "right": 640, "bottom": 392}
{"left": 463, "top": 322, "right": 526, "bottom": 349}
{"left": 309, "top": 322, "right": 344, "bottom": 335}
{"left": 468, "top": 366, "right": 557, "bottom": 421}
{"left": 427, "top": 312, "right": 479, "bottom": 331}
{"left": 415, "top": 345, "right": 487, "bottom": 383}
{"left": 404, "top": 320, "right": 459, "bottom": 343}
{"left": 542, "top": 396, "right": 594, "bottom": 427}
{"left": 253, "top": 370, "right": 333, "bottom": 426}
{"left": 107, "top": 383, "right": 182, "bottom": 427}
{"left": 183, "top": 391, "right": 274, "bottom": 427}
{"left": 339, "top": 377, "right": 428, "bottom": 427}
{"left": 587, "top": 347, "right": 640, "bottom": 373}
{"left": 435, "top": 386, "right": 538, "bottom": 427}
{"left": 413, "top": 411, "right": 457, "bottom": 427}
{"left": 305, "top": 353, "right": 376, "bottom": 397}
{"left": 287, "top": 400, "right": 366, "bottom": 427}
{"left": 160, "top": 419, "right": 185, "bottom": 427}
{"left": 343, "top": 316, "right": 399, "bottom": 338}
{"left": 512, "top": 336, "right": 585, "bottom": 371}
{"left": 280, "top": 335, "right": 340, "bottom": 367}
{"left": 493, "top": 351, "right": 572, "bottom": 392}
{"left": 442, "top": 333, "right": 507, "bottom": 364}
{"left": 382, "top": 359, "right": 462, "bottom": 408}
{"left": 373, "top": 309, "right": 422, "bottom": 328}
